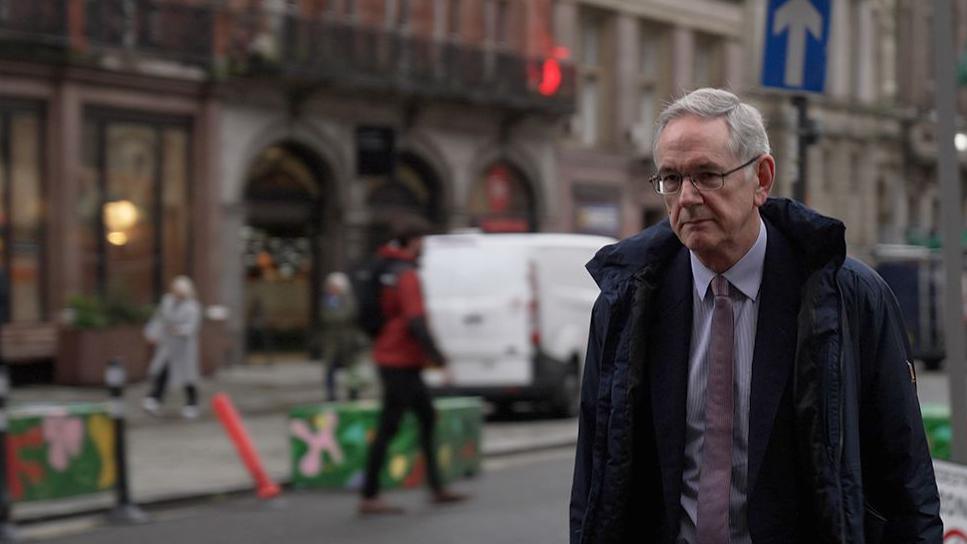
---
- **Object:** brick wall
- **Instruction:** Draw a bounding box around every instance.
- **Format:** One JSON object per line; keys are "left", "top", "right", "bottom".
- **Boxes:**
{"left": 409, "top": 0, "right": 436, "bottom": 37}
{"left": 357, "top": 0, "right": 385, "bottom": 25}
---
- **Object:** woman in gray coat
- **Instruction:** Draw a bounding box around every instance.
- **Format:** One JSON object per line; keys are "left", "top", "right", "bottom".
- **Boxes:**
{"left": 142, "top": 276, "right": 202, "bottom": 419}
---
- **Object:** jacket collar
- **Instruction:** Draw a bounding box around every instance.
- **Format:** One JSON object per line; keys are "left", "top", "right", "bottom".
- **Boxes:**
{"left": 587, "top": 198, "right": 846, "bottom": 294}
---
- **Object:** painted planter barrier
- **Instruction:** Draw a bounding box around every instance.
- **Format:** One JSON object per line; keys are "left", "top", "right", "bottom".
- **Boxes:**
{"left": 934, "top": 459, "right": 967, "bottom": 542}
{"left": 7, "top": 403, "right": 116, "bottom": 502}
{"left": 923, "top": 403, "right": 952, "bottom": 461}
{"left": 919, "top": 405, "right": 967, "bottom": 539}
{"left": 289, "top": 397, "right": 483, "bottom": 490}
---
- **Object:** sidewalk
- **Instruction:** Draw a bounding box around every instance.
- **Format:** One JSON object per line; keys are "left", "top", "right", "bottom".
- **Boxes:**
{"left": 7, "top": 360, "right": 579, "bottom": 523}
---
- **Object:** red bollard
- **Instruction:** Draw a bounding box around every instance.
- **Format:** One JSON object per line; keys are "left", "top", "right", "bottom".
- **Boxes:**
{"left": 211, "top": 393, "right": 281, "bottom": 499}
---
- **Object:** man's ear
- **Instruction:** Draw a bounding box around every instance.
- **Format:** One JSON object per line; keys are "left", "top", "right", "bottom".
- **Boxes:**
{"left": 753, "top": 154, "right": 776, "bottom": 206}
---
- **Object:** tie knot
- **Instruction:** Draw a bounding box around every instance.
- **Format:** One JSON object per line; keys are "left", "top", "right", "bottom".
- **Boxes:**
{"left": 711, "top": 275, "right": 730, "bottom": 298}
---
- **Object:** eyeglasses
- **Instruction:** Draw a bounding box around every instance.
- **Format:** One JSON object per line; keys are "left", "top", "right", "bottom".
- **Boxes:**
{"left": 649, "top": 156, "right": 759, "bottom": 195}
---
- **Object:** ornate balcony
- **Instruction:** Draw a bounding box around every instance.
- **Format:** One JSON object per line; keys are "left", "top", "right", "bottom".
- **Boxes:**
{"left": 0, "top": 0, "right": 574, "bottom": 114}
{"left": 0, "top": 0, "right": 212, "bottom": 66}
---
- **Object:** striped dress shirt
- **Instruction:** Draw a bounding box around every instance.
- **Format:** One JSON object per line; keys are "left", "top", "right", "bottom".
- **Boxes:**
{"left": 677, "top": 218, "right": 766, "bottom": 544}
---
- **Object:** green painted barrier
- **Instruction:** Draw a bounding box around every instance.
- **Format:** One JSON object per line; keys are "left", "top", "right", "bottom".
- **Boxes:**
{"left": 922, "top": 403, "right": 951, "bottom": 460}
{"left": 289, "top": 397, "right": 483, "bottom": 490}
{"left": 7, "top": 403, "right": 117, "bottom": 502}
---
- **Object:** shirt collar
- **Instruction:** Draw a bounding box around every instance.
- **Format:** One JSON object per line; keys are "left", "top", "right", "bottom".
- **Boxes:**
{"left": 690, "top": 218, "right": 767, "bottom": 302}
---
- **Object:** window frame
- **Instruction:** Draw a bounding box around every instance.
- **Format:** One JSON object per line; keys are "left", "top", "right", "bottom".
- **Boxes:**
{"left": 0, "top": 98, "right": 47, "bottom": 324}
{"left": 83, "top": 107, "right": 194, "bottom": 304}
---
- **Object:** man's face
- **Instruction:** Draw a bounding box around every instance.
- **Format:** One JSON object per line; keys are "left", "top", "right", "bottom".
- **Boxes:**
{"left": 655, "top": 115, "right": 773, "bottom": 270}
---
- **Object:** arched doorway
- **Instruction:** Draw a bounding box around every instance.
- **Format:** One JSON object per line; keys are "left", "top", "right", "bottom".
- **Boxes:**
{"left": 365, "top": 151, "right": 444, "bottom": 248}
{"left": 468, "top": 161, "right": 537, "bottom": 232}
{"left": 242, "top": 142, "right": 331, "bottom": 363}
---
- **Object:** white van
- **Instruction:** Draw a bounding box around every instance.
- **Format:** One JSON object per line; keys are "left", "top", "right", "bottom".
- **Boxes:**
{"left": 420, "top": 233, "right": 615, "bottom": 416}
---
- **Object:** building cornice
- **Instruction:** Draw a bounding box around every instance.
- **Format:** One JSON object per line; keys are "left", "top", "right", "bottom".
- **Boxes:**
{"left": 566, "top": 0, "right": 745, "bottom": 38}
{"left": 0, "top": 59, "right": 211, "bottom": 99}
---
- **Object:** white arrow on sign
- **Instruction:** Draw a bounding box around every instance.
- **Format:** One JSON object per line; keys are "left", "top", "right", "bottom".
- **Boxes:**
{"left": 773, "top": 0, "right": 823, "bottom": 87}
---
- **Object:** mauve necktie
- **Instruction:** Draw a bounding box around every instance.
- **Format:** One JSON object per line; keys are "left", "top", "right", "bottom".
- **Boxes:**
{"left": 696, "top": 275, "right": 734, "bottom": 543}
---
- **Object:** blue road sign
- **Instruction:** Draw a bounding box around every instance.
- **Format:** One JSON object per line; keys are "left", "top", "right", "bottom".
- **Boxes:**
{"left": 761, "top": 0, "right": 831, "bottom": 93}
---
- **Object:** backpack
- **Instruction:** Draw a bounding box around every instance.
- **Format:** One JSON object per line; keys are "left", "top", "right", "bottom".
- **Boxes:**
{"left": 351, "top": 257, "right": 408, "bottom": 338}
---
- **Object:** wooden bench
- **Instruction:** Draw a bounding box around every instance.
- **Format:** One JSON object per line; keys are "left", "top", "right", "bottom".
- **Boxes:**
{"left": 1, "top": 323, "right": 58, "bottom": 363}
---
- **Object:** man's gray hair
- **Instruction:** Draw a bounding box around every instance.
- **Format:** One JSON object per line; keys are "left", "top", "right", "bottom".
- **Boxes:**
{"left": 652, "top": 88, "right": 770, "bottom": 166}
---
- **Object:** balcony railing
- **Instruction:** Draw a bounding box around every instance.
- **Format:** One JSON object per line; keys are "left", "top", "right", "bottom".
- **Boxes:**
{"left": 0, "top": 0, "right": 574, "bottom": 114}
{"left": 0, "top": 0, "right": 212, "bottom": 64}
{"left": 0, "top": 0, "right": 68, "bottom": 47}
{"left": 85, "top": 0, "right": 213, "bottom": 66}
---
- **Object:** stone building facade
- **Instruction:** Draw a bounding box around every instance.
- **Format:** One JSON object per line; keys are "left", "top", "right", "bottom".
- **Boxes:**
{"left": 554, "top": 0, "right": 747, "bottom": 239}
{"left": 0, "top": 0, "right": 573, "bottom": 370}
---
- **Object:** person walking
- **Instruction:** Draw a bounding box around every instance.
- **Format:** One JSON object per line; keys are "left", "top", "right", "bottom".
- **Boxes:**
{"left": 142, "top": 276, "right": 203, "bottom": 419}
{"left": 319, "top": 271, "right": 359, "bottom": 402}
{"left": 358, "top": 219, "right": 467, "bottom": 515}
{"left": 569, "top": 88, "right": 941, "bottom": 543}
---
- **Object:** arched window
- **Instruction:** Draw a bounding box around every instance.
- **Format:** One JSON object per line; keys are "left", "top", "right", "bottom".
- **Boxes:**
{"left": 467, "top": 161, "right": 536, "bottom": 232}
{"left": 242, "top": 142, "right": 332, "bottom": 360}
{"left": 366, "top": 151, "right": 443, "bottom": 248}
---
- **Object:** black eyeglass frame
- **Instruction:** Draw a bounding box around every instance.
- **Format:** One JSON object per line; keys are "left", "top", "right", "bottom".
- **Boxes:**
{"left": 649, "top": 156, "right": 760, "bottom": 195}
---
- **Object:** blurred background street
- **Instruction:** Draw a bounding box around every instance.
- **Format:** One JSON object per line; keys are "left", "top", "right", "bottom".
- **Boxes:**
{"left": 7, "top": 358, "right": 579, "bottom": 541}
{"left": 35, "top": 448, "right": 575, "bottom": 544}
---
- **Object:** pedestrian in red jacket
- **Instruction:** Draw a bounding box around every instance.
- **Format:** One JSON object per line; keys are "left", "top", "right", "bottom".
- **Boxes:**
{"left": 358, "top": 219, "right": 468, "bottom": 515}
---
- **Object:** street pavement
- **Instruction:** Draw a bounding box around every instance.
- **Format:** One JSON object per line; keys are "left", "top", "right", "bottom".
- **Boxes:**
{"left": 37, "top": 448, "right": 575, "bottom": 544}
{"left": 5, "top": 359, "right": 952, "bottom": 536}
{"left": 7, "top": 360, "right": 579, "bottom": 526}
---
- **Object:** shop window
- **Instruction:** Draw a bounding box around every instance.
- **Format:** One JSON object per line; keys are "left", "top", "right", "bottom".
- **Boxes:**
{"left": 0, "top": 103, "right": 45, "bottom": 323}
{"left": 365, "top": 152, "right": 443, "bottom": 251}
{"left": 243, "top": 143, "right": 329, "bottom": 356}
{"left": 468, "top": 162, "right": 536, "bottom": 232}
{"left": 80, "top": 111, "right": 192, "bottom": 306}
{"left": 367, "top": 152, "right": 442, "bottom": 223}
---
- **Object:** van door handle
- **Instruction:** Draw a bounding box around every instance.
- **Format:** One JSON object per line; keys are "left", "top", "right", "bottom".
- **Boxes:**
{"left": 463, "top": 313, "right": 483, "bottom": 325}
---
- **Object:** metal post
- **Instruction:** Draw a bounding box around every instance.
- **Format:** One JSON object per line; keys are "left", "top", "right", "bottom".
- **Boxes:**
{"left": 934, "top": 0, "right": 967, "bottom": 463}
{"left": 0, "top": 365, "right": 18, "bottom": 543}
{"left": 792, "top": 94, "right": 817, "bottom": 203}
{"left": 105, "top": 359, "right": 147, "bottom": 523}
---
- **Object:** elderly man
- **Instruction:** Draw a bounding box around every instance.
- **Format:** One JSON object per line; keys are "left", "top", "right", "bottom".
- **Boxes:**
{"left": 569, "top": 88, "right": 941, "bottom": 543}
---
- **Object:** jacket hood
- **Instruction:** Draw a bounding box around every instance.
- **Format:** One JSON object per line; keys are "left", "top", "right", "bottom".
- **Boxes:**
{"left": 586, "top": 197, "right": 846, "bottom": 292}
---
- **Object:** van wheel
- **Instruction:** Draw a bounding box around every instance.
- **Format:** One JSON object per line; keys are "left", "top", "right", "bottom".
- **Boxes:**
{"left": 552, "top": 364, "right": 580, "bottom": 418}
